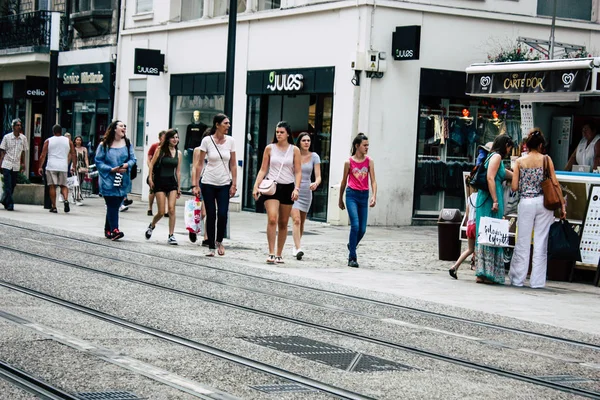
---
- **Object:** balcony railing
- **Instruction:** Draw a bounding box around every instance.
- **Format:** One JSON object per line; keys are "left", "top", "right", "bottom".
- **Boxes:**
{"left": 0, "top": 11, "right": 65, "bottom": 54}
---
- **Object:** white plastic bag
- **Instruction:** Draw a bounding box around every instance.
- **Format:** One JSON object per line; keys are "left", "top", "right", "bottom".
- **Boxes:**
{"left": 66, "top": 175, "right": 79, "bottom": 189}
{"left": 184, "top": 197, "right": 203, "bottom": 235}
{"left": 478, "top": 216, "right": 509, "bottom": 247}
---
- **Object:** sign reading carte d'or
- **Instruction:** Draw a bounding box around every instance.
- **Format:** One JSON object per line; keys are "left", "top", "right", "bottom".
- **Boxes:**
{"left": 467, "top": 69, "right": 591, "bottom": 95}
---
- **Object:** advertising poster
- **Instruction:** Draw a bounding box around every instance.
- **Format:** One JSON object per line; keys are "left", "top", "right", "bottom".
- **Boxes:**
{"left": 580, "top": 185, "right": 600, "bottom": 266}
{"left": 557, "top": 178, "right": 591, "bottom": 222}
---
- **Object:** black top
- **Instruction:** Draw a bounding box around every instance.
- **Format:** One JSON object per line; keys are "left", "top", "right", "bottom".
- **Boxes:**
{"left": 185, "top": 122, "right": 208, "bottom": 150}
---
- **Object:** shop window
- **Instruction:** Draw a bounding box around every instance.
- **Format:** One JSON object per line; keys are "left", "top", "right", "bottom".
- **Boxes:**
{"left": 181, "top": 0, "right": 203, "bottom": 21}
{"left": 257, "top": 0, "right": 280, "bottom": 11}
{"left": 537, "top": 0, "right": 592, "bottom": 21}
{"left": 170, "top": 94, "right": 225, "bottom": 191}
{"left": 213, "top": 0, "right": 246, "bottom": 16}
{"left": 136, "top": 0, "right": 153, "bottom": 13}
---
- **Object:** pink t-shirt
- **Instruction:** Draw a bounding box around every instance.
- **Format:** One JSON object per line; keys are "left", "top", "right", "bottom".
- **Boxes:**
{"left": 347, "top": 156, "right": 370, "bottom": 191}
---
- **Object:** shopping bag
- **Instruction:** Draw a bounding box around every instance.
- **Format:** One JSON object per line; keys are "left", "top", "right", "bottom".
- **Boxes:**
{"left": 478, "top": 216, "right": 509, "bottom": 247}
{"left": 184, "top": 197, "right": 203, "bottom": 235}
{"left": 66, "top": 175, "right": 79, "bottom": 189}
{"left": 548, "top": 219, "right": 581, "bottom": 261}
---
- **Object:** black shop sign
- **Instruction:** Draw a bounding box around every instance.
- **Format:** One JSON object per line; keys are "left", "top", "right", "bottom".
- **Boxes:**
{"left": 25, "top": 76, "right": 48, "bottom": 98}
{"left": 391, "top": 26, "right": 421, "bottom": 61}
{"left": 58, "top": 63, "right": 112, "bottom": 100}
{"left": 467, "top": 69, "right": 591, "bottom": 95}
{"left": 247, "top": 67, "right": 335, "bottom": 95}
{"left": 134, "top": 48, "right": 165, "bottom": 76}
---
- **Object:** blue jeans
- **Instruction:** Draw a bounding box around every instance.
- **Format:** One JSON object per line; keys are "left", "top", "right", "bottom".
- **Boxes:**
{"left": 346, "top": 188, "right": 369, "bottom": 260}
{"left": 104, "top": 196, "right": 124, "bottom": 232}
{"left": 201, "top": 183, "right": 231, "bottom": 249}
{"left": 1, "top": 168, "right": 18, "bottom": 209}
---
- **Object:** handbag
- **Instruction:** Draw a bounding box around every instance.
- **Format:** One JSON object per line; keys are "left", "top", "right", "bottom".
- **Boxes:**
{"left": 541, "top": 155, "right": 562, "bottom": 211}
{"left": 469, "top": 153, "right": 493, "bottom": 192}
{"left": 477, "top": 216, "right": 509, "bottom": 247}
{"left": 66, "top": 175, "right": 79, "bottom": 189}
{"left": 547, "top": 219, "right": 581, "bottom": 261}
{"left": 258, "top": 145, "right": 292, "bottom": 195}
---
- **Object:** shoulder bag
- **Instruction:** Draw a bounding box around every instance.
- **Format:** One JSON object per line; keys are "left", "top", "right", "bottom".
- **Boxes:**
{"left": 209, "top": 136, "right": 232, "bottom": 184}
{"left": 258, "top": 145, "right": 292, "bottom": 196}
{"left": 541, "top": 155, "right": 562, "bottom": 211}
{"left": 469, "top": 153, "right": 493, "bottom": 192}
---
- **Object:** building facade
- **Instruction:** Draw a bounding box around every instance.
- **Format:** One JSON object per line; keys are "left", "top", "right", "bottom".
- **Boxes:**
{"left": 114, "top": 0, "right": 600, "bottom": 224}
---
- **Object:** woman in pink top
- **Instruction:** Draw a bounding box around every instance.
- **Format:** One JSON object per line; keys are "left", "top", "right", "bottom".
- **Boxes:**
{"left": 339, "top": 134, "right": 377, "bottom": 268}
{"left": 253, "top": 121, "right": 302, "bottom": 264}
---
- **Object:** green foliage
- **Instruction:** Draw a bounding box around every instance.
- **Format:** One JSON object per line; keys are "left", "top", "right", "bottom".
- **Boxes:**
{"left": 487, "top": 44, "right": 541, "bottom": 63}
{"left": 17, "top": 171, "right": 30, "bottom": 184}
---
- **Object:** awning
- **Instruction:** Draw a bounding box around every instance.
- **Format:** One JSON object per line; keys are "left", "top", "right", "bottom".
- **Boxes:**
{"left": 466, "top": 57, "right": 600, "bottom": 100}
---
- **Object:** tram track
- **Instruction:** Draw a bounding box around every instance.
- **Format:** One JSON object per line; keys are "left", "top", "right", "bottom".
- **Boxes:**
{"left": 0, "top": 360, "right": 80, "bottom": 400}
{"left": 1, "top": 243, "right": 600, "bottom": 399}
{"left": 0, "top": 222, "right": 600, "bottom": 351}
{"left": 1, "top": 220, "right": 598, "bottom": 352}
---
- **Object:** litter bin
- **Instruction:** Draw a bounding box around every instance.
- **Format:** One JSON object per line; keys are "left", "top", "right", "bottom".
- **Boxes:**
{"left": 438, "top": 208, "right": 462, "bottom": 261}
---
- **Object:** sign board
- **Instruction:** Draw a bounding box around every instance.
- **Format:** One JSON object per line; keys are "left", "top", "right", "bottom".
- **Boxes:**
{"left": 134, "top": 48, "right": 164, "bottom": 76}
{"left": 391, "top": 26, "right": 421, "bottom": 61}
{"left": 58, "top": 63, "right": 112, "bottom": 100}
{"left": 580, "top": 185, "right": 600, "bottom": 265}
{"left": 246, "top": 67, "right": 334, "bottom": 95}
{"left": 467, "top": 69, "right": 591, "bottom": 95}
{"left": 25, "top": 76, "right": 48, "bottom": 99}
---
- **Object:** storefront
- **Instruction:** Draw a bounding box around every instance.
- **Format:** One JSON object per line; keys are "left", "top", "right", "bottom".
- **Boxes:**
{"left": 169, "top": 72, "right": 226, "bottom": 191}
{"left": 243, "top": 67, "right": 335, "bottom": 221}
{"left": 58, "top": 62, "right": 114, "bottom": 160}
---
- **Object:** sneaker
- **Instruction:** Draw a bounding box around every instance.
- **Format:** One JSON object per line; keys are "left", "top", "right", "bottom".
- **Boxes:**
{"left": 111, "top": 229, "right": 124, "bottom": 241}
{"left": 119, "top": 204, "right": 129, "bottom": 212}
{"left": 168, "top": 234, "right": 178, "bottom": 245}
{"left": 449, "top": 268, "right": 458, "bottom": 280}
{"left": 201, "top": 239, "right": 210, "bottom": 247}
{"left": 49, "top": 208, "right": 58, "bottom": 213}
{"left": 105, "top": 230, "right": 111, "bottom": 239}
{"left": 58, "top": 194, "right": 64, "bottom": 202}
{"left": 348, "top": 259, "right": 359, "bottom": 268}
{"left": 147, "top": 210, "right": 153, "bottom": 216}
{"left": 64, "top": 201, "right": 70, "bottom": 213}
{"left": 76, "top": 201, "right": 83, "bottom": 206}
{"left": 145, "top": 224, "right": 154, "bottom": 240}
{"left": 123, "top": 199, "right": 133, "bottom": 206}
{"left": 189, "top": 232, "right": 197, "bottom": 243}
{"left": 266, "top": 255, "right": 275, "bottom": 264}
{"left": 164, "top": 213, "right": 169, "bottom": 218}
{"left": 293, "top": 248, "right": 304, "bottom": 260}
{"left": 275, "top": 256, "right": 284, "bottom": 264}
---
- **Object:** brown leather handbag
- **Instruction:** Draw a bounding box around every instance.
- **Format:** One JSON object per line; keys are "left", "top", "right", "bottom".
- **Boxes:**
{"left": 541, "top": 155, "right": 563, "bottom": 210}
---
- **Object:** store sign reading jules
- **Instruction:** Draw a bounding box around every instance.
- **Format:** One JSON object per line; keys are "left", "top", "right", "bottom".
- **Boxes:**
{"left": 467, "top": 69, "right": 591, "bottom": 95}
{"left": 266, "top": 71, "right": 304, "bottom": 92}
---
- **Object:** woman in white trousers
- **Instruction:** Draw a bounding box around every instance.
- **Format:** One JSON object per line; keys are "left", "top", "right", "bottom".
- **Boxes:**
{"left": 509, "top": 129, "right": 566, "bottom": 288}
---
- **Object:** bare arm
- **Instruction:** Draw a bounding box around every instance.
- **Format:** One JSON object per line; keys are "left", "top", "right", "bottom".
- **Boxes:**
{"left": 548, "top": 156, "right": 567, "bottom": 218}
{"left": 69, "top": 141, "right": 77, "bottom": 172}
{"left": 252, "top": 146, "right": 271, "bottom": 200}
{"left": 191, "top": 148, "right": 206, "bottom": 197}
{"left": 176, "top": 150, "right": 182, "bottom": 198}
{"left": 565, "top": 149, "right": 577, "bottom": 171}
{"left": 486, "top": 154, "right": 502, "bottom": 213}
{"left": 37, "top": 141, "right": 49, "bottom": 175}
{"left": 369, "top": 158, "right": 377, "bottom": 207}
{"left": 511, "top": 160, "right": 520, "bottom": 192}
{"left": 0, "top": 149, "right": 5, "bottom": 166}
{"left": 338, "top": 160, "right": 350, "bottom": 210}
{"left": 593, "top": 140, "right": 600, "bottom": 170}
{"left": 310, "top": 161, "right": 321, "bottom": 191}
{"left": 147, "top": 149, "right": 161, "bottom": 188}
{"left": 229, "top": 150, "right": 237, "bottom": 197}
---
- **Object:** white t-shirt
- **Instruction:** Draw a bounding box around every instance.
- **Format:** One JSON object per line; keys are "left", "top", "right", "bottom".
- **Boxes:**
{"left": 200, "top": 135, "right": 235, "bottom": 186}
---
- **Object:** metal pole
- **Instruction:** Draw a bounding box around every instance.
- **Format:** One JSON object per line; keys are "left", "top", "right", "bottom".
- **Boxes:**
{"left": 549, "top": 0, "right": 557, "bottom": 59}
{"left": 224, "top": 0, "right": 237, "bottom": 121}
{"left": 44, "top": 13, "right": 60, "bottom": 209}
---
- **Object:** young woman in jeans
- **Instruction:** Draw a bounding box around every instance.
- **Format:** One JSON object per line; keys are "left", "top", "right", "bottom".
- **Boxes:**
{"left": 192, "top": 114, "right": 237, "bottom": 256}
{"left": 95, "top": 120, "right": 136, "bottom": 240}
{"left": 253, "top": 121, "right": 302, "bottom": 264}
{"left": 338, "top": 134, "right": 377, "bottom": 268}
{"left": 509, "top": 129, "right": 566, "bottom": 288}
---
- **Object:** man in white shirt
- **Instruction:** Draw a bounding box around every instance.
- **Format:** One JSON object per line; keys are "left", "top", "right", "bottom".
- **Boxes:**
{"left": 0, "top": 119, "right": 29, "bottom": 211}
{"left": 38, "top": 124, "right": 76, "bottom": 213}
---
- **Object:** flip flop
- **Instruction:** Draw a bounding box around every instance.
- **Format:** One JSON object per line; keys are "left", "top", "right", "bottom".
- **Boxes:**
{"left": 216, "top": 242, "right": 225, "bottom": 256}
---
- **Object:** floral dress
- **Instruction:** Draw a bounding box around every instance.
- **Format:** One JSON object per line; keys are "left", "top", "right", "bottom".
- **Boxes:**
{"left": 474, "top": 152, "right": 506, "bottom": 284}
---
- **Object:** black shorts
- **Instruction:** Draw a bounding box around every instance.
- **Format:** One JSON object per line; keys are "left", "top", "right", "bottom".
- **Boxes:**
{"left": 154, "top": 176, "right": 178, "bottom": 194}
{"left": 261, "top": 182, "right": 295, "bottom": 205}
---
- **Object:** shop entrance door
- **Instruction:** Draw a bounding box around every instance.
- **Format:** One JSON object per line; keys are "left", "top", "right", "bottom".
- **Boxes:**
{"left": 243, "top": 94, "right": 333, "bottom": 221}
{"left": 131, "top": 95, "right": 146, "bottom": 195}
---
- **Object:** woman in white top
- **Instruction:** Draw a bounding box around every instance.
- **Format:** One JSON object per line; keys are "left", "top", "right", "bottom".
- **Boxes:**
{"left": 565, "top": 122, "right": 600, "bottom": 171}
{"left": 192, "top": 114, "right": 237, "bottom": 256}
{"left": 253, "top": 121, "right": 302, "bottom": 264}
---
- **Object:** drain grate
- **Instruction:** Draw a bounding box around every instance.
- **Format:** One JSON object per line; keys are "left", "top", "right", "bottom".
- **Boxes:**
{"left": 251, "top": 383, "right": 316, "bottom": 393}
{"left": 538, "top": 375, "right": 596, "bottom": 384}
{"left": 243, "top": 336, "right": 413, "bottom": 372}
{"left": 76, "top": 391, "right": 141, "bottom": 400}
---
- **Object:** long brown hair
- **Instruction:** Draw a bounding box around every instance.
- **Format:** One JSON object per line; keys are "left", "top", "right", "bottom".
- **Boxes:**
{"left": 158, "top": 129, "right": 179, "bottom": 157}
{"left": 101, "top": 120, "right": 121, "bottom": 149}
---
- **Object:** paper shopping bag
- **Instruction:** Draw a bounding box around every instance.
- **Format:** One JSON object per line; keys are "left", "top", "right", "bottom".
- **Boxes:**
{"left": 478, "top": 216, "right": 509, "bottom": 247}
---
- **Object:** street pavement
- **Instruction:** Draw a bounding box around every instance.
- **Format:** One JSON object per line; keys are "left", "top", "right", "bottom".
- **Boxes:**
{"left": 1, "top": 194, "right": 598, "bottom": 336}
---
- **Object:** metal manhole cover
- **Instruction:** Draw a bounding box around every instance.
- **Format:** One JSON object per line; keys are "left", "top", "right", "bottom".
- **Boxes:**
{"left": 76, "top": 392, "right": 141, "bottom": 400}
{"left": 251, "top": 383, "right": 316, "bottom": 393}
{"left": 243, "top": 336, "right": 413, "bottom": 372}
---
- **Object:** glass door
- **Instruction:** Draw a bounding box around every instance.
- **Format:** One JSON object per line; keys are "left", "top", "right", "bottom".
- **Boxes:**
{"left": 243, "top": 95, "right": 266, "bottom": 211}
{"left": 131, "top": 96, "right": 146, "bottom": 195}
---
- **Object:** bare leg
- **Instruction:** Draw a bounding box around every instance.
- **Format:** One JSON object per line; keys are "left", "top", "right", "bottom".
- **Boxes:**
{"left": 291, "top": 208, "right": 302, "bottom": 250}
{"left": 167, "top": 190, "right": 177, "bottom": 235}
{"left": 276, "top": 204, "right": 293, "bottom": 257}
{"left": 49, "top": 185, "right": 57, "bottom": 209}
{"left": 264, "top": 199, "right": 280, "bottom": 255}
{"left": 299, "top": 211, "right": 307, "bottom": 237}
{"left": 151, "top": 192, "right": 166, "bottom": 227}
{"left": 451, "top": 238, "right": 475, "bottom": 271}
{"left": 60, "top": 185, "right": 69, "bottom": 202}
{"left": 148, "top": 192, "right": 155, "bottom": 212}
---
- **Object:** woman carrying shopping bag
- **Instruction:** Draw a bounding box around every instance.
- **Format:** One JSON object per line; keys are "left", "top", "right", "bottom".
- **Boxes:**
{"left": 474, "top": 135, "right": 514, "bottom": 284}
{"left": 509, "top": 129, "right": 566, "bottom": 288}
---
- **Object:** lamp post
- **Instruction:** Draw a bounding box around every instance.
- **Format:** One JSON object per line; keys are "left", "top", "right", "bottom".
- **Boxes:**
{"left": 44, "top": 11, "right": 60, "bottom": 209}
{"left": 224, "top": 0, "right": 237, "bottom": 121}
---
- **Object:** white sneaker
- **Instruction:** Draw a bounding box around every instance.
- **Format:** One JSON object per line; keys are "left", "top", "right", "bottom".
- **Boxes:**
{"left": 76, "top": 201, "right": 83, "bottom": 206}
{"left": 58, "top": 194, "right": 64, "bottom": 202}
{"left": 119, "top": 204, "right": 129, "bottom": 212}
{"left": 293, "top": 248, "right": 304, "bottom": 260}
{"left": 168, "top": 234, "right": 178, "bottom": 245}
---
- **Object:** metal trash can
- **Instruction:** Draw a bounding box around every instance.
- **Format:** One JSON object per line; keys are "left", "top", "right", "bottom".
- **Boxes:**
{"left": 438, "top": 208, "right": 462, "bottom": 261}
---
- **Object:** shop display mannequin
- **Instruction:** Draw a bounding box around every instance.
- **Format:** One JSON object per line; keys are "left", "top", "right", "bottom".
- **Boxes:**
{"left": 184, "top": 110, "right": 208, "bottom": 150}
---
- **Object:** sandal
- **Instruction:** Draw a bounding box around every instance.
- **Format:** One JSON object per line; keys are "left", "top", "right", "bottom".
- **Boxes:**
{"left": 266, "top": 254, "right": 275, "bottom": 264}
{"left": 275, "top": 256, "right": 284, "bottom": 264}
{"left": 216, "top": 241, "right": 225, "bottom": 256}
{"left": 206, "top": 249, "right": 215, "bottom": 257}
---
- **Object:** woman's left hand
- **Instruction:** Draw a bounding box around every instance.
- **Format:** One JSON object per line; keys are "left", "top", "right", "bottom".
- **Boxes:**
{"left": 291, "top": 188, "right": 299, "bottom": 201}
{"left": 369, "top": 196, "right": 376, "bottom": 207}
{"left": 309, "top": 182, "right": 318, "bottom": 191}
{"left": 229, "top": 185, "right": 237, "bottom": 198}
{"left": 176, "top": 190, "right": 181, "bottom": 200}
{"left": 491, "top": 202, "right": 499, "bottom": 213}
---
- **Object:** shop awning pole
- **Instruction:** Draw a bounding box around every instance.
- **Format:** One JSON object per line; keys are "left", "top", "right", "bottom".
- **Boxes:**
{"left": 549, "top": 0, "right": 557, "bottom": 59}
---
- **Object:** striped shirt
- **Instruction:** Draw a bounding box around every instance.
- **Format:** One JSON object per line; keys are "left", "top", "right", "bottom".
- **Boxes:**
{"left": 0, "top": 132, "right": 28, "bottom": 171}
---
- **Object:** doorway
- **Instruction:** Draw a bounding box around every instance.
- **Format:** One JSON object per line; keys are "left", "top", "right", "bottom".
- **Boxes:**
{"left": 131, "top": 95, "right": 146, "bottom": 195}
{"left": 243, "top": 93, "right": 333, "bottom": 221}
